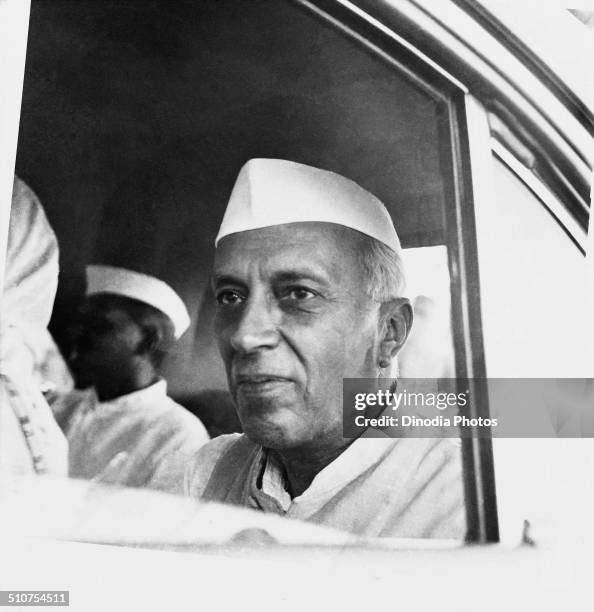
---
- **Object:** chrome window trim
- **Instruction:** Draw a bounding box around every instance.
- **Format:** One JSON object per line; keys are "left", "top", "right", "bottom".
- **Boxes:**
{"left": 298, "top": 0, "right": 469, "bottom": 92}
{"left": 451, "top": 0, "right": 594, "bottom": 132}
{"left": 584, "top": 179, "right": 594, "bottom": 378}
{"left": 491, "top": 140, "right": 588, "bottom": 254}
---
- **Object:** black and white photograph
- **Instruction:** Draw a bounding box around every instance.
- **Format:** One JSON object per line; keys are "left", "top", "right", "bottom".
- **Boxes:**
{"left": 0, "top": 0, "right": 592, "bottom": 610}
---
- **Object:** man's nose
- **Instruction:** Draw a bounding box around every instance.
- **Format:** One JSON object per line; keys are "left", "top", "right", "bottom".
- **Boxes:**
{"left": 230, "top": 295, "right": 280, "bottom": 354}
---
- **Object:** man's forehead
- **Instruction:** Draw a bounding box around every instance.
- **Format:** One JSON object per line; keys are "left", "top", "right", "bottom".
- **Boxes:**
{"left": 213, "top": 222, "right": 363, "bottom": 279}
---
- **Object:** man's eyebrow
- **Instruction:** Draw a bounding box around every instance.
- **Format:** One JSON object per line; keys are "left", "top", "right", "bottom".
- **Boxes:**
{"left": 211, "top": 268, "right": 331, "bottom": 289}
{"left": 211, "top": 274, "right": 246, "bottom": 290}
{"left": 272, "top": 269, "right": 330, "bottom": 286}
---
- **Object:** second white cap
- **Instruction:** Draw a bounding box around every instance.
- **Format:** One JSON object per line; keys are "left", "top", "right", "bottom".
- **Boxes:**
{"left": 86, "top": 265, "right": 191, "bottom": 339}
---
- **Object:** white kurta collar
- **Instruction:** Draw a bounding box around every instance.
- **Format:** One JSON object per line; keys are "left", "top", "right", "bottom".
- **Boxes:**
{"left": 257, "top": 434, "right": 398, "bottom": 513}
{"left": 91, "top": 379, "right": 168, "bottom": 412}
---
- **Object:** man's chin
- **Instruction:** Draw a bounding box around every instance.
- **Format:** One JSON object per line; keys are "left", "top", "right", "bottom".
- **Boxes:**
{"left": 238, "top": 406, "right": 309, "bottom": 450}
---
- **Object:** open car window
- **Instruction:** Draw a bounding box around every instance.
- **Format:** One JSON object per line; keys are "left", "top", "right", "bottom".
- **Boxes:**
{"left": 11, "top": 0, "right": 479, "bottom": 545}
{"left": 1, "top": 0, "right": 591, "bottom": 554}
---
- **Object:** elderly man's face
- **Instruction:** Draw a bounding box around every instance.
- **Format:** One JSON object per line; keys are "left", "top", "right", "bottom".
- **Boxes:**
{"left": 213, "top": 222, "right": 384, "bottom": 451}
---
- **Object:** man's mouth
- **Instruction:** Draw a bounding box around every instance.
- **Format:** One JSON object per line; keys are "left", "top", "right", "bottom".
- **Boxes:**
{"left": 235, "top": 374, "right": 295, "bottom": 395}
{"left": 236, "top": 374, "right": 293, "bottom": 386}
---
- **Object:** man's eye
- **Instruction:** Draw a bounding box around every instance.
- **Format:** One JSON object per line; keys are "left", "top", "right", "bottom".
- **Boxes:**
{"left": 216, "top": 290, "right": 245, "bottom": 306}
{"left": 282, "top": 287, "right": 316, "bottom": 301}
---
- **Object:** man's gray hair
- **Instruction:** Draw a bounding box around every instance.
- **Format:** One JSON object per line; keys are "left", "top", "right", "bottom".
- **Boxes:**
{"left": 358, "top": 235, "right": 406, "bottom": 302}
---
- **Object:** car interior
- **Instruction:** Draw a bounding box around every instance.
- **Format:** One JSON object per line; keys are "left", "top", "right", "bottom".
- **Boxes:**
{"left": 17, "top": 0, "right": 459, "bottom": 440}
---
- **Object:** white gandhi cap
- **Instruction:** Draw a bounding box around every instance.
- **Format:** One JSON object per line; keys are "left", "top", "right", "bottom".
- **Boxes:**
{"left": 215, "top": 159, "right": 401, "bottom": 252}
{"left": 85, "top": 265, "right": 191, "bottom": 339}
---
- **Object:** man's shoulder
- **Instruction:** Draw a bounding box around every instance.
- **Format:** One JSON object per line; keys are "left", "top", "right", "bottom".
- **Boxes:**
{"left": 385, "top": 437, "right": 462, "bottom": 470}
{"left": 358, "top": 437, "right": 464, "bottom": 539}
{"left": 188, "top": 433, "right": 254, "bottom": 472}
{"left": 184, "top": 433, "right": 255, "bottom": 497}
{"left": 124, "top": 395, "right": 211, "bottom": 458}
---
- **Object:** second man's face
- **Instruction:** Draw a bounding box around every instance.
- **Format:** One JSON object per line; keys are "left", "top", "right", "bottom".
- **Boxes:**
{"left": 213, "top": 222, "right": 382, "bottom": 453}
{"left": 69, "top": 295, "right": 144, "bottom": 390}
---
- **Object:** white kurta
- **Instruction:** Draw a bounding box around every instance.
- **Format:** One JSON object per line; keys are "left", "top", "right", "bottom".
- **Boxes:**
{"left": 0, "top": 328, "right": 69, "bottom": 478}
{"left": 184, "top": 433, "right": 465, "bottom": 539}
{"left": 0, "top": 177, "right": 68, "bottom": 478}
{"left": 56, "top": 380, "right": 209, "bottom": 492}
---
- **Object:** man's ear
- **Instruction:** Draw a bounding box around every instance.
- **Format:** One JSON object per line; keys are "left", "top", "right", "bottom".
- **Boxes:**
{"left": 378, "top": 298, "right": 413, "bottom": 368}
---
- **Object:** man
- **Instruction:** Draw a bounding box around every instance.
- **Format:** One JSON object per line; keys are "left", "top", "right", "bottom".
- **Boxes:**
{"left": 54, "top": 265, "right": 209, "bottom": 491}
{"left": 185, "top": 159, "right": 464, "bottom": 539}
{"left": 1, "top": 176, "right": 68, "bottom": 478}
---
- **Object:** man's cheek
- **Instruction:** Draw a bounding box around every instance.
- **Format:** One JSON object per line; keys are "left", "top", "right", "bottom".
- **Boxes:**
{"left": 214, "top": 314, "right": 237, "bottom": 347}
{"left": 215, "top": 333, "right": 234, "bottom": 369}
{"left": 309, "top": 357, "right": 345, "bottom": 404}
